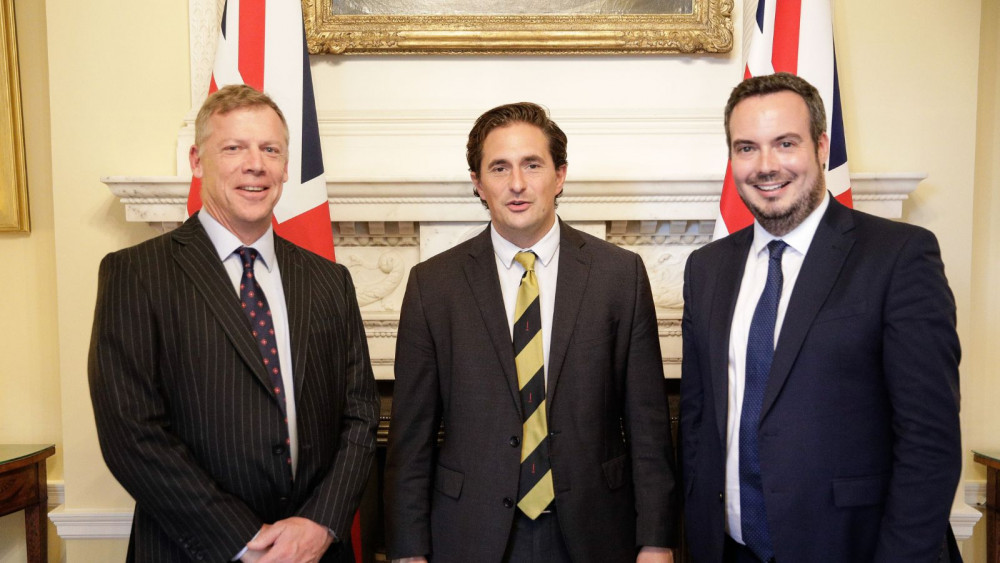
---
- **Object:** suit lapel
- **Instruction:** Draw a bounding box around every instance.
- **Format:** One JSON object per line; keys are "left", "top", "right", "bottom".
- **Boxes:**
{"left": 546, "top": 222, "right": 590, "bottom": 409}
{"left": 276, "top": 237, "right": 311, "bottom": 399}
{"left": 171, "top": 214, "right": 273, "bottom": 392}
{"left": 462, "top": 228, "right": 524, "bottom": 414}
{"left": 761, "top": 199, "right": 856, "bottom": 418}
{"left": 710, "top": 228, "right": 753, "bottom": 443}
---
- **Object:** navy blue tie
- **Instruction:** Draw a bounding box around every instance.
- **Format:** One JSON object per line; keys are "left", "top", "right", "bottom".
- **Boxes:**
{"left": 739, "top": 239, "right": 787, "bottom": 562}
{"left": 237, "top": 247, "right": 292, "bottom": 470}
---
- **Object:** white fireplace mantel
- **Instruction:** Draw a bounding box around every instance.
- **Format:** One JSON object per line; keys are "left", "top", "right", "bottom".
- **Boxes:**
{"left": 104, "top": 174, "right": 920, "bottom": 227}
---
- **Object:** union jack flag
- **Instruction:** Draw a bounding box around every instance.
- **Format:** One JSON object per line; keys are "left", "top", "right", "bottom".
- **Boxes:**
{"left": 714, "top": 0, "right": 853, "bottom": 239}
{"left": 187, "top": 0, "right": 335, "bottom": 261}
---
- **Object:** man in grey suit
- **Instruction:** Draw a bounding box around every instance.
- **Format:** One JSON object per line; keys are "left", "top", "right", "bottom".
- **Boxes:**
{"left": 385, "top": 102, "right": 678, "bottom": 563}
{"left": 89, "top": 85, "right": 379, "bottom": 562}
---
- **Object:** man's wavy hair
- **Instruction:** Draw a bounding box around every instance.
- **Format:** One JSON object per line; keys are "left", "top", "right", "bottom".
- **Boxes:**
{"left": 723, "top": 72, "right": 827, "bottom": 150}
{"left": 194, "top": 84, "right": 289, "bottom": 154}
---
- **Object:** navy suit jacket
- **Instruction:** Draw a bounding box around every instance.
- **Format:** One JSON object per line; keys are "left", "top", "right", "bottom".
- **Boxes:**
{"left": 89, "top": 214, "right": 379, "bottom": 562}
{"left": 385, "top": 221, "right": 678, "bottom": 562}
{"left": 680, "top": 198, "right": 961, "bottom": 562}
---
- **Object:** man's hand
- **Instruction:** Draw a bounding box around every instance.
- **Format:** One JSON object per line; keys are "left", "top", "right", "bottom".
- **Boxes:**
{"left": 391, "top": 558, "right": 428, "bottom": 563}
{"left": 245, "top": 517, "right": 334, "bottom": 563}
{"left": 637, "top": 546, "right": 674, "bottom": 563}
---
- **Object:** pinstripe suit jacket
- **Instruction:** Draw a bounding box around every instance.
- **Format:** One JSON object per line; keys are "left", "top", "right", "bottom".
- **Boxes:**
{"left": 89, "top": 214, "right": 379, "bottom": 562}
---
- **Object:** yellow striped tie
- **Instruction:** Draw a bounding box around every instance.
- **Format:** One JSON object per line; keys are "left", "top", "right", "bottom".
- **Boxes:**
{"left": 512, "top": 251, "right": 554, "bottom": 519}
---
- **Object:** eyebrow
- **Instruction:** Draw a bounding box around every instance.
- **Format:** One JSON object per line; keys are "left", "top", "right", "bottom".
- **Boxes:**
{"left": 731, "top": 132, "right": 804, "bottom": 146}
{"left": 487, "top": 154, "right": 545, "bottom": 167}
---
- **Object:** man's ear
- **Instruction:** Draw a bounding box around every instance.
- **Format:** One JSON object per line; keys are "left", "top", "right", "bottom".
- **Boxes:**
{"left": 470, "top": 171, "right": 481, "bottom": 197}
{"left": 189, "top": 145, "right": 203, "bottom": 179}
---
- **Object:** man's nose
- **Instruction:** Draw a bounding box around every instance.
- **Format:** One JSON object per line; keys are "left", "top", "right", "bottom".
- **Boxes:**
{"left": 510, "top": 167, "right": 526, "bottom": 192}
{"left": 244, "top": 148, "right": 265, "bottom": 173}
{"left": 758, "top": 147, "right": 780, "bottom": 174}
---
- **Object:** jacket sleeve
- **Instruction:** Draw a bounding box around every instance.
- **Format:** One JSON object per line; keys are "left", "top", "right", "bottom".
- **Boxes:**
{"left": 874, "top": 227, "right": 962, "bottom": 561}
{"left": 384, "top": 267, "right": 442, "bottom": 559}
{"left": 624, "top": 253, "right": 680, "bottom": 547}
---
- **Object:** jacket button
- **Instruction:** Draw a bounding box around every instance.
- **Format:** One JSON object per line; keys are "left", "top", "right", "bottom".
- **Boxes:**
{"left": 273, "top": 445, "right": 285, "bottom": 455}
{"left": 718, "top": 492, "right": 724, "bottom": 502}
{"left": 503, "top": 497, "right": 514, "bottom": 508}
{"left": 509, "top": 436, "right": 520, "bottom": 447}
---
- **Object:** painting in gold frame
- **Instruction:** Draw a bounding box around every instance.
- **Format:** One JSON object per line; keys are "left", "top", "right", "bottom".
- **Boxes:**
{"left": 303, "top": 0, "right": 732, "bottom": 55}
{"left": 0, "top": 0, "right": 27, "bottom": 232}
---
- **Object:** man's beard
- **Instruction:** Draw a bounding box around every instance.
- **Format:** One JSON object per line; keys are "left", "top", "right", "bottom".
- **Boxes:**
{"left": 743, "top": 168, "right": 825, "bottom": 237}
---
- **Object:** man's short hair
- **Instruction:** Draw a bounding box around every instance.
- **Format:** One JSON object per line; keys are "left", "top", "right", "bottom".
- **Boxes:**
{"left": 194, "top": 84, "right": 289, "bottom": 151}
{"left": 723, "top": 72, "right": 827, "bottom": 149}
{"left": 466, "top": 102, "right": 568, "bottom": 177}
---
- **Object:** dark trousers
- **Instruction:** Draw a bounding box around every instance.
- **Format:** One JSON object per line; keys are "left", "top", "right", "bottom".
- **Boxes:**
{"left": 724, "top": 535, "right": 775, "bottom": 563}
{"left": 502, "top": 509, "right": 572, "bottom": 563}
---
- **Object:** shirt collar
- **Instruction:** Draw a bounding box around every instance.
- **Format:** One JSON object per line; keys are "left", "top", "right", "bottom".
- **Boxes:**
{"left": 751, "top": 190, "right": 830, "bottom": 258}
{"left": 491, "top": 218, "right": 561, "bottom": 269}
{"left": 197, "top": 210, "right": 277, "bottom": 271}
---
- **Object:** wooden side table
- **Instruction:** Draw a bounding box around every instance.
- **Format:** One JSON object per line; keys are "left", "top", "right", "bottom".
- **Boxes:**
{"left": 975, "top": 450, "right": 1000, "bottom": 563}
{"left": 0, "top": 444, "right": 55, "bottom": 563}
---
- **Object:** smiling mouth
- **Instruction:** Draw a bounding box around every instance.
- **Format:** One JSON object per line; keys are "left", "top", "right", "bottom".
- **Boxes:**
{"left": 239, "top": 186, "right": 268, "bottom": 193}
{"left": 754, "top": 182, "right": 789, "bottom": 192}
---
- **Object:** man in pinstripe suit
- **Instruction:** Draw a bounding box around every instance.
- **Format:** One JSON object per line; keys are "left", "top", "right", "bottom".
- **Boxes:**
{"left": 89, "top": 85, "right": 379, "bottom": 562}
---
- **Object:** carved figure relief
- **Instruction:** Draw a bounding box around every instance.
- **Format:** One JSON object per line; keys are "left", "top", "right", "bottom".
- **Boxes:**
{"left": 344, "top": 251, "right": 407, "bottom": 309}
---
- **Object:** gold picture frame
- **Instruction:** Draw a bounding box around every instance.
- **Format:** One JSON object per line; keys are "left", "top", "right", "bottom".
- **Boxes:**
{"left": 303, "top": 0, "right": 733, "bottom": 55}
{"left": 0, "top": 0, "right": 27, "bottom": 232}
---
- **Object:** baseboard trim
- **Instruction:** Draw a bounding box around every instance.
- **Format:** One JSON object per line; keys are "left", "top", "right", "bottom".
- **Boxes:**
{"left": 46, "top": 480, "right": 988, "bottom": 540}
{"left": 48, "top": 506, "right": 133, "bottom": 539}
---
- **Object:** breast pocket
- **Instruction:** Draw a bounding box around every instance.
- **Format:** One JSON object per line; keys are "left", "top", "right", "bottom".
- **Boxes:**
{"left": 813, "top": 300, "right": 869, "bottom": 325}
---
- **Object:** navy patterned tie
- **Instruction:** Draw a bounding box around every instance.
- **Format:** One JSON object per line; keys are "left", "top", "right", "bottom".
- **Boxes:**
{"left": 739, "top": 239, "right": 787, "bottom": 562}
{"left": 237, "top": 247, "right": 291, "bottom": 469}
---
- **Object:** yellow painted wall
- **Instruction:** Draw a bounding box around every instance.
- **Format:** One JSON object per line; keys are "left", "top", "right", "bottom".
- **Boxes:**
{"left": 967, "top": 0, "right": 1000, "bottom": 560}
{"left": 42, "top": 0, "right": 189, "bottom": 558}
{"left": 0, "top": 0, "right": 992, "bottom": 560}
{"left": 0, "top": 0, "right": 60, "bottom": 560}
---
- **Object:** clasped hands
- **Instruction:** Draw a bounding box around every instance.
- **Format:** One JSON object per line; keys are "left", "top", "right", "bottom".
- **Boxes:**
{"left": 241, "top": 516, "right": 334, "bottom": 563}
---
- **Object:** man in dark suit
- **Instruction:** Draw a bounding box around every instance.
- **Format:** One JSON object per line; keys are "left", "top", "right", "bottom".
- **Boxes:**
{"left": 384, "top": 102, "right": 678, "bottom": 563}
{"left": 89, "top": 85, "right": 379, "bottom": 562}
{"left": 680, "top": 73, "right": 962, "bottom": 562}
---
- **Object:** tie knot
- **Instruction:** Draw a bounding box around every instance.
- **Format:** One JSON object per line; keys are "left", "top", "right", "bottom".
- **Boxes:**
{"left": 767, "top": 240, "right": 788, "bottom": 262}
{"left": 514, "top": 251, "right": 537, "bottom": 272}
{"left": 237, "top": 247, "right": 259, "bottom": 270}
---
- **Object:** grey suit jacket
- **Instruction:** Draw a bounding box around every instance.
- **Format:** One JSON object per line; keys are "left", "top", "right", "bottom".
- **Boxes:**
{"left": 89, "top": 214, "right": 379, "bottom": 562}
{"left": 385, "top": 221, "right": 678, "bottom": 563}
{"left": 680, "top": 198, "right": 962, "bottom": 562}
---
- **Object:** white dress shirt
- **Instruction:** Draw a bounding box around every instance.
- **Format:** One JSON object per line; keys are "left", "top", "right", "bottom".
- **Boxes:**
{"left": 724, "top": 192, "right": 830, "bottom": 543}
{"left": 492, "top": 220, "right": 560, "bottom": 386}
{"left": 198, "top": 211, "right": 299, "bottom": 476}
